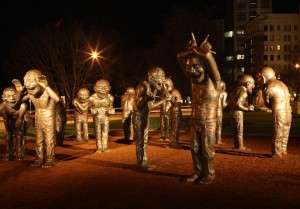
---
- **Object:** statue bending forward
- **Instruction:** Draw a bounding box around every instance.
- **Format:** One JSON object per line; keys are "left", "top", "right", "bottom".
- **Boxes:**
{"left": 72, "top": 87, "right": 90, "bottom": 142}
{"left": 121, "top": 87, "right": 135, "bottom": 141}
{"left": 0, "top": 85, "right": 27, "bottom": 161}
{"left": 257, "top": 67, "right": 292, "bottom": 158}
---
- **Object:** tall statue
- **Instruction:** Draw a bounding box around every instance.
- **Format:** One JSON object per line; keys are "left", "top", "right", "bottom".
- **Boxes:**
{"left": 228, "top": 75, "right": 255, "bottom": 150}
{"left": 216, "top": 80, "right": 228, "bottom": 144}
{"left": 89, "top": 79, "right": 115, "bottom": 153}
{"left": 133, "top": 67, "right": 170, "bottom": 171}
{"left": 72, "top": 87, "right": 90, "bottom": 143}
{"left": 256, "top": 67, "right": 292, "bottom": 158}
{"left": 121, "top": 87, "right": 135, "bottom": 142}
{"left": 162, "top": 77, "right": 182, "bottom": 148}
{"left": 0, "top": 85, "right": 27, "bottom": 161}
{"left": 20, "top": 69, "right": 60, "bottom": 168}
{"left": 177, "top": 34, "right": 221, "bottom": 184}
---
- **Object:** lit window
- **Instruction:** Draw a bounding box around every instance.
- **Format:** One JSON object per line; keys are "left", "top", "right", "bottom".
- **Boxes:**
{"left": 224, "top": 31, "right": 234, "bottom": 38}
{"left": 237, "top": 54, "right": 244, "bottom": 60}
{"left": 236, "top": 30, "right": 244, "bottom": 35}
{"left": 226, "top": 56, "right": 234, "bottom": 61}
{"left": 277, "top": 45, "right": 281, "bottom": 50}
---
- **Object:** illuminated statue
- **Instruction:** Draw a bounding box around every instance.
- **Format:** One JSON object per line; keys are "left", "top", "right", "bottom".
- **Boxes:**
{"left": 20, "top": 69, "right": 60, "bottom": 168}
{"left": 177, "top": 34, "right": 221, "bottom": 184}
{"left": 216, "top": 80, "right": 228, "bottom": 144}
{"left": 229, "top": 75, "right": 255, "bottom": 150}
{"left": 159, "top": 81, "right": 172, "bottom": 141}
{"left": 133, "top": 67, "right": 170, "bottom": 171}
{"left": 0, "top": 86, "right": 27, "bottom": 161}
{"left": 257, "top": 67, "right": 292, "bottom": 158}
{"left": 89, "top": 79, "right": 115, "bottom": 153}
{"left": 72, "top": 87, "right": 90, "bottom": 143}
{"left": 55, "top": 99, "right": 67, "bottom": 146}
{"left": 162, "top": 77, "right": 182, "bottom": 148}
{"left": 121, "top": 87, "right": 135, "bottom": 141}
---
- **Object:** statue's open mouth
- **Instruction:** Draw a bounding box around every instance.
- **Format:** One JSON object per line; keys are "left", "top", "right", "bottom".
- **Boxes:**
{"left": 26, "top": 86, "right": 36, "bottom": 94}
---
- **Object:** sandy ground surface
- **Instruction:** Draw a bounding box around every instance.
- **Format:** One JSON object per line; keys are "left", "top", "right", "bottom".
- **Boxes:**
{"left": 0, "top": 130, "right": 299, "bottom": 209}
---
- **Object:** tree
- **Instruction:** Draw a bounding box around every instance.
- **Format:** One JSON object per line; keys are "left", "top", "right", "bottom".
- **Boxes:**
{"left": 3, "top": 20, "right": 124, "bottom": 108}
{"left": 147, "top": 6, "right": 225, "bottom": 98}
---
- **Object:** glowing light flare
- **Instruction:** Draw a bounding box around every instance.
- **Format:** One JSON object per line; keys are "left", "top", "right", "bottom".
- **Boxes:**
{"left": 295, "top": 63, "right": 300, "bottom": 70}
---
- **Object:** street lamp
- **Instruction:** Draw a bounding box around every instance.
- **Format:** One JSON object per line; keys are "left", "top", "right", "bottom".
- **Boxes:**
{"left": 296, "top": 63, "right": 300, "bottom": 70}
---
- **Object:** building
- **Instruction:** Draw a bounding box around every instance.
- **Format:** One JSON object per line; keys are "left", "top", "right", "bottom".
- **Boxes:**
{"left": 224, "top": 0, "right": 272, "bottom": 81}
{"left": 244, "top": 12, "right": 300, "bottom": 77}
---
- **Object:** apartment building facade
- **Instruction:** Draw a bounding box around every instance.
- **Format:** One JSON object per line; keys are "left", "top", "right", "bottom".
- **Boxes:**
{"left": 244, "top": 13, "right": 300, "bottom": 77}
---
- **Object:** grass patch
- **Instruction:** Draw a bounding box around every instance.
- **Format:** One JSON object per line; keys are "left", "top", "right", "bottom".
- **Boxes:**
{"left": 1, "top": 111, "right": 299, "bottom": 140}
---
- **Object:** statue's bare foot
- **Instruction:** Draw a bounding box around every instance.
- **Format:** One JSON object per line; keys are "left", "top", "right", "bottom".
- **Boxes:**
{"left": 180, "top": 174, "right": 199, "bottom": 183}
{"left": 195, "top": 175, "right": 215, "bottom": 185}
{"left": 42, "top": 160, "right": 55, "bottom": 168}
{"left": 30, "top": 160, "right": 43, "bottom": 167}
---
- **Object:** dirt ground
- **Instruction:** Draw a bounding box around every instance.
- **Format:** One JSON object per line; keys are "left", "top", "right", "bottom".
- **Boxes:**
{"left": 0, "top": 130, "right": 299, "bottom": 209}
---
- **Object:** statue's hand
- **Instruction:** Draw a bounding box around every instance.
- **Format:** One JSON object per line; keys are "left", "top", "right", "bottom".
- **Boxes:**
{"left": 108, "top": 108, "right": 115, "bottom": 114}
{"left": 90, "top": 108, "right": 97, "bottom": 115}
{"left": 12, "top": 79, "right": 24, "bottom": 91}
{"left": 249, "top": 105, "right": 255, "bottom": 111}
{"left": 199, "top": 35, "right": 212, "bottom": 53}
{"left": 37, "top": 75, "right": 49, "bottom": 89}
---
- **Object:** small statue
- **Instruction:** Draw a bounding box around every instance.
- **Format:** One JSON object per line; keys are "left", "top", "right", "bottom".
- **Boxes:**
{"left": 72, "top": 87, "right": 90, "bottom": 143}
{"left": 159, "top": 81, "right": 172, "bottom": 141}
{"left": 0, "top": 85, "right": 27, "bottom": 161}
{"left": 133, "top": 67, "right": 171, "bottom": 171}
{"left": 228, "top": 75, "right": 255, "bottom": 150}
{"left": 55, "top": 98, "right": 67, "bottom": 146}
{"left": 162, "top": 77, "right": 182, "bottom": 148}
{"left": 216, "top": 80, "right": 228, "bottom": 144}
{"left": 177, "top": 33, "right": 221, "bottom": 184}
{"left": 20, "top": 69, "right": 61, "bottom": 168}
{"left": 89, "top": 79, "right": 115, "bottom": 153}
{"left": 256, "top": 67, "right": 292, "bottom": 158}
{"left": 121, "top": 87, "right": 135, "bottom": 142}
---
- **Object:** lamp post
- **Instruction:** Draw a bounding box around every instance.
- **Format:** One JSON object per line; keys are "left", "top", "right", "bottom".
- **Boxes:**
{"left": 294, "top": 63, "right": 300, "bottom": 113}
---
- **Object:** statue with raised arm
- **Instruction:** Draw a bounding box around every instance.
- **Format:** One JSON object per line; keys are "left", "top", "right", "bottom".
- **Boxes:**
{"left": 133, "top": 67, "right": 170, "bottom": 171}
{"left": 72, "top": 87, "right": 90, "bottom": 143}
{"left": 121, "top": 87, "right": 135, "bottom": 142}
{"left": 0, "top": 85, "right": 27, "bottom": 161}
{"left": 89, "top": 79, "right": 115, "bottom": 153}
{"left": 162, "top": 77, "right": 182, "bottom": 148}
{"left": 19, "top": 69, "right": 60, "bottom": 168}
{"left": 177, "top": 33, "right": 221, "bottom": 184}
{"left": 256, "top": 67, "right": 292, "bottom": 158}
{"left": 229, "top": 75, "right": 255, "bottom": 151}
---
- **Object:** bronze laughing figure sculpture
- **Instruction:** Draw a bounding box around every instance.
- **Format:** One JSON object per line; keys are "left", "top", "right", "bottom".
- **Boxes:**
{"left": 0, "top": 85, "right": 27, "bottom": 161}
{"left": 89, "top": 79, "right": 115, "bottom": 153}
{"left": 133, "top": 67, "right": 170, "bottom": 171}
{"left": 257, "top": 67, "right": 292, "bottom": 158}
{"left": 177, "top": 34, "right": 221, "bottom": 184}
{"left": 228, "top": 75, "right": 255, "bottom": 151}
{"left": 72, "top": 87, "right": 90, "bottom": 143}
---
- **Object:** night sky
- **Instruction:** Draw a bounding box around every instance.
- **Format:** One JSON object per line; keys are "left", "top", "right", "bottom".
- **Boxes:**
{"left": 0, "top": 0, "right": 299, "bottom": 88}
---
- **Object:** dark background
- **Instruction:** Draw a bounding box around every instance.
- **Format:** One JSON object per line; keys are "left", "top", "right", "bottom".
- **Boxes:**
{"left": 0, "top": 0, "right": 299, "bottom": 91}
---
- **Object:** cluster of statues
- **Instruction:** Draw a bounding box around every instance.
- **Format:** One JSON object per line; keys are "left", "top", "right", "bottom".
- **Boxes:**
{"left": 0, "top": 33, "right": 293, "bottom": 185}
